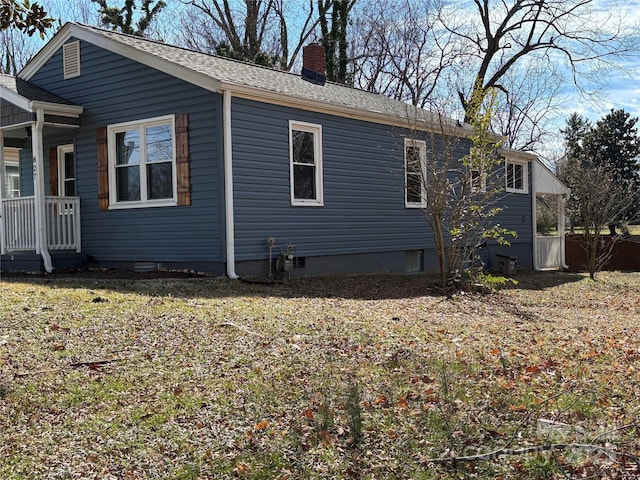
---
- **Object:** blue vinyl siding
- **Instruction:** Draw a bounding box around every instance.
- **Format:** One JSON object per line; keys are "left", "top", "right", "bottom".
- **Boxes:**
{"left": 232, "top": 97, "right": 533, "bottom": 268}
{"left": 28, "top": 39, "right": 224, "bottom": 265}
{"left": 17, "top": 36, "right": 534, "bottom": 273}
{"left": 231, "top": 97, "right": 433, "bottom": 261}
{"left": 491, "top": 163, "right": 534, "bottom": 268}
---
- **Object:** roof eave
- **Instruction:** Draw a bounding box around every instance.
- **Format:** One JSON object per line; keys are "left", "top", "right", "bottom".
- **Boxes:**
{"left": 0, "top": 84, "right": 82, "bottom": 119}
{"left": 220, "top": 81, "right": 471, "bottom": 136}
{"left": 501, "top": 148, "right": 537, "bottom": 162}
{"left": 0, "top": 84, "right": 30, "bottom": 111}
{"left": 31, "top": 101, "right": 84, "bottom": 116}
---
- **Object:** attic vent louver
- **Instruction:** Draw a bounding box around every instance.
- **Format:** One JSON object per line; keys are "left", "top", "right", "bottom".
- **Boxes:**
{"left": 301, "top": 43, "right": 326, "bottom": 86}
{"left": 63, "top": 41, "right": 81, "bottom": 79}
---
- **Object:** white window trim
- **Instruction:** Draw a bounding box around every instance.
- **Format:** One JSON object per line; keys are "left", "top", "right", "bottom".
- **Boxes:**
{"left": 289, "top": 120, "right": 324, "bottom": 206}
{"left": 107, "top": 114, "right": 178, "bottom": 210}
{"left": 505, "top": 158, "right": 529, "bottom": 194}
{"left": 470, "top": 167, "right": 487, "bottom": 194}
{"left": 404, "top": 138, "right": 427, "bottom": 208}
{"left": 57, "top": 144, "right": 75, "bottom": 197}
{"left": 3, "top": 148, "right": 20, "bottom": 198}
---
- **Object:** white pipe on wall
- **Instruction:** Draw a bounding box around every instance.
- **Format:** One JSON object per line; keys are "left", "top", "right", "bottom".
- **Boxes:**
{"left": 0, "top": 129, "right": 5, "bottom": 256}
{"left": 223, "top": 90, "right": 238, "bottom": 280}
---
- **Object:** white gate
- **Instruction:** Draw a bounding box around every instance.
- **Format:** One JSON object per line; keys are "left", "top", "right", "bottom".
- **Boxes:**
{"left": 536, "top": 235, "right": 563, "bottom": 269}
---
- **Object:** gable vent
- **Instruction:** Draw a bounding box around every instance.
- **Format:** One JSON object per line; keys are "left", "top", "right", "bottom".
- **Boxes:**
{"left": 63, "top": 41, "right": 81, "bottom": 79}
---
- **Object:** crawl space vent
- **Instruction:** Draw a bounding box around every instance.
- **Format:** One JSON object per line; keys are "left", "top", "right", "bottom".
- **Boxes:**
{"left": 63, "top": 41, "right": 81, "bottom": 79}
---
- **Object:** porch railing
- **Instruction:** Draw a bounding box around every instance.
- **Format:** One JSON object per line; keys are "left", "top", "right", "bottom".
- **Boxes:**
{"left": 1, "top": 196, "right": 81, "bottom": 254}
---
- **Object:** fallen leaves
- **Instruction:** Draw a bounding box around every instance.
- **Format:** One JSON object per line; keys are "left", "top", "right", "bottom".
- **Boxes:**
{"left": 254, "top": 419, "right": 271, "bottom": 430}
{"left": 1, "top": 271, "right": 640, "bottom": 478}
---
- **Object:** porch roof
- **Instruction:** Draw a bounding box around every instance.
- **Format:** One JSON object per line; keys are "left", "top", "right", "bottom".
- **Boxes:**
{"left": 533, "top": 159, "right": 570, "bottom": 195}
{"left": 0, "top": 74, "right": 84, "bottom": 138}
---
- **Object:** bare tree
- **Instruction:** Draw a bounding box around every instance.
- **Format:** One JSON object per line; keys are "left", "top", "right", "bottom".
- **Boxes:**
{"left": 180, "top": 0, "right": 320, "bottom": 70}
{"left": 442, "top": 0, "right": 640, "bottom": 123}
{"left": 0, "top": 23, "right": 38, "bottom": 73}
{"left": 406, "top": 88, "right": 516, "bottom": 285}
{"left": 564, "top": 158, "right": 637, "bottom": 280}
{"left": 350, "top": 0, "right": 456, "bottom": 107}
{"left": 491, "top": 61, "right": 566, "bottom": 152}
{"left": 348, "top": 0, "right": 612, "bottom": 156}
{"left": 562, "top": 110, "right": 640, "bottom": 279}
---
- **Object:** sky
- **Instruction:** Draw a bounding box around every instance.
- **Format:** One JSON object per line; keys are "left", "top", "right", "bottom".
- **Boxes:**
{"left": 16, "top": 0, "right": 640, "bottom": 160}
{"left": 555, "top": 1, "right": 640, "bottom": 122}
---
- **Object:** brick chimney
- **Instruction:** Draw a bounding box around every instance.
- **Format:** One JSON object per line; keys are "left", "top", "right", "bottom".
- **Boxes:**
{"left": 302, "top": 42, "right": 326, "bottom": 85}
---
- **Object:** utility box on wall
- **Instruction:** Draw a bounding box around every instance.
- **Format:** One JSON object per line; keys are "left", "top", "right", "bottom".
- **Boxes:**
{"left": 495, "top": 254, "right": 517, "bottom": 275}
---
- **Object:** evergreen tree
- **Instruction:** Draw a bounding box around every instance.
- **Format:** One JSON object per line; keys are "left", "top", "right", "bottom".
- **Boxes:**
{"left": 584, "top": 109, "right": 640, "bottom": 188}
{"left": 562, "top": 110, "right": 640, "bottom": 278}
{"left": 91, "top": 0, "right": 166, "bottom": 37}
{"left": 318, "top": 0, "right": 355, "bottom": 84}
{"left": 561, "top": 113, "right": 590, "bottom": 160}
{"left": 558, "top": 112, "right": 590, "bottom": 183}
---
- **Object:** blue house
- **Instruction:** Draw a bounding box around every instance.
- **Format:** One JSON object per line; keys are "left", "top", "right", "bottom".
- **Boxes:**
{"left": 0, "top": 23, "right": 565, "bottom": 277}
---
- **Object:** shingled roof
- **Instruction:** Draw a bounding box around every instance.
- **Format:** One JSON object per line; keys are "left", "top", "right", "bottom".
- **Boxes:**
{"left": 19, "top": 23, "right": 466, "bottom": 133}
{"left": 0, "top": 74, "right": 77, "bottom": 106}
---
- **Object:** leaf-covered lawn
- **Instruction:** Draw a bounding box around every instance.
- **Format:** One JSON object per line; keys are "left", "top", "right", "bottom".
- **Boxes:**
{"left": 1, "top": 271, "right": 639, "bottom": 479}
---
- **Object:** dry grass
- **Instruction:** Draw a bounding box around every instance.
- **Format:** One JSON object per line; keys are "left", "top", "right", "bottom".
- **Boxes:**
{"left": 1, "top": 271, "right": 640, "bottom": 479}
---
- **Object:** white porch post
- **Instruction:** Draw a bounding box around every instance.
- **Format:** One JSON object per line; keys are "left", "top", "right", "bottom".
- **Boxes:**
{"left": 532, "top": 191, "right": 538, "bottom": 270}
{"left": 0, "top": 130, "right": 5, "bottom": 199}
{"left": 560, "top": 195, "right": 568, "bottom": 269}
{"left": 32, "top": 108, "right": 53, "bottom": 273}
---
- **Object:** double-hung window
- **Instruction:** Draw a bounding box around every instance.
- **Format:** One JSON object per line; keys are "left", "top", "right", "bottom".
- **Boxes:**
{"left": 505, "top": 159, "right": 528, "bottom": 194}
{"left": 289, "top": 121, "right": 323, "bottom": 206}
{"left": 107, "top": 115, "right": 176, "bottom": 208}
{"left": 57, "top": 144, "right": 75, "bottom": 196}
{"left": 470, "top": 168, "right": 486, "bottom": 193}
{"left": 3, "top": 148, "right": 20, "bottom": 198}
{"left": 404, "top": 138, "right": 426, "bottom": 207}
{"left": 5, "top": 164, "right": 20, "bottom": 198}
{"left": 469, "top": 147, "right": 487, "bottom": 193}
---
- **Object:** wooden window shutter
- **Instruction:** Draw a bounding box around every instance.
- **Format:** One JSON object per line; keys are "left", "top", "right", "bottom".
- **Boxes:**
{"left": 175, "top": 113, "right": 191, "bottom": 206}
{"left": 97, "top": 127, "right": 109, "bottom": 211}
{"left": 49, "top": 146, "right": 58, "bottom": 196}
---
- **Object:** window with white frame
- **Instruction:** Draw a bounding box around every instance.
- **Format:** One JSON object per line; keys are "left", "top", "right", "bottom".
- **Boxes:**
{"left": 404, "top": 138, "right": 426, "bottom": 207}
{"left": 58, "top": 144, "right": 75, "bottom": 196}
{"left": 505, "top": 159, "right": 528, "bottom": 193}
{"left": 289, "top": 121, "right": 323, "bottom": 206}
{"left": 470, "top": 168, "right": 486, "bottom": 193}
{"left": 107, "top": 115, "right": 176, "bottom": 208}
{"left": 3, "top": 148, "right": 20, "bottom": 198}
{"left": 5, "top": 164, "right": 20, "bottom": 198}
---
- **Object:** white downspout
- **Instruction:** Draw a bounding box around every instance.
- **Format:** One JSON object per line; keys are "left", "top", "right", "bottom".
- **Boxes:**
{"left": 33, "top": 108, "right": 53, "bottom": 273}
{"left": 223, "top": 90, "right": 238, "bottom": 279}
{"left": 532, "top": 183, "right": 538, "bottom": 270}
{"left": 0, "top": 130, "right": 5, "bottom": 256}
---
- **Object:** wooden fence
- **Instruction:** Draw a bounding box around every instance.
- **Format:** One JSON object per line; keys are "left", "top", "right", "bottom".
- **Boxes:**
{"left": 565, "top": 234, "right": 640, "bottom": 271}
